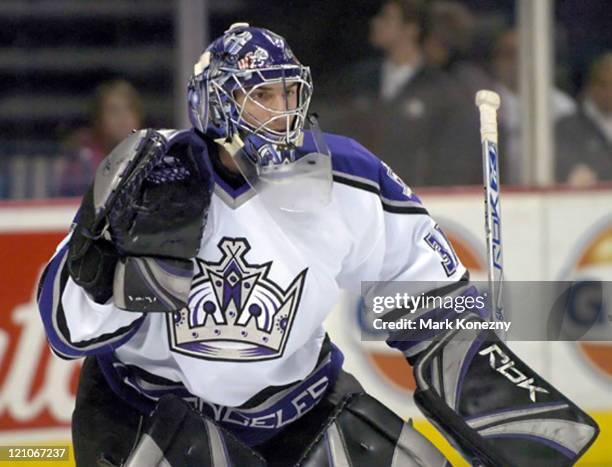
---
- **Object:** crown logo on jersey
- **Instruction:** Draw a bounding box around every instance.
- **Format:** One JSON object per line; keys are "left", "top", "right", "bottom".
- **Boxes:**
{"left": 168, "top": 237, "right": 307, "bottom": 361}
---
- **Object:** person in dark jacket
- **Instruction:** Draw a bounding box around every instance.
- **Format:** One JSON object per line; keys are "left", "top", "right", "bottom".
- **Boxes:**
{"left": 556, "top": 52, "right": 612, "bottom": 186}
{"left": 329, "top": 0, "right": 482, "bottom": 187}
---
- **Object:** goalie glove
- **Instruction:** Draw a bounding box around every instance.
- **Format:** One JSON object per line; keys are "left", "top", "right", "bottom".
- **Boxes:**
{"left": 412, "top": 315, "right": 599, "bottom": 467}
{"left": 67, "top": 185, "right": 120, "bottom": 304}
{"left": 68, "top": 129, "right": 213, "bottom": 312}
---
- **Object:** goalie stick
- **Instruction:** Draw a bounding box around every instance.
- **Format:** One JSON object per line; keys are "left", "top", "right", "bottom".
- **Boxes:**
{"left": 476, "top": 90, "right": 506, "bottom": 340}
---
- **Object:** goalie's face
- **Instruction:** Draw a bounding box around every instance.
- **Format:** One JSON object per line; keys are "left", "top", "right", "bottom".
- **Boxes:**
{"left": 233, "top": 81, "right": 300, "bottom": 143}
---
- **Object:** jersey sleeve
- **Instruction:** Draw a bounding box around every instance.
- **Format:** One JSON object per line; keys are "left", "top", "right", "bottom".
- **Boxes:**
{"left": 336, "top": 155, "right": 478, "bottom": 359}
{"left": 337, "top": 157, "right": 467, "bottom": 289}
{"left": 37, "top": 234, "right": 145, "bottom": 360}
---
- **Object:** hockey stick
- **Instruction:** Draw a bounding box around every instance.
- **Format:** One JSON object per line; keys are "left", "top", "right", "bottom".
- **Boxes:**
{"left": 475, "top": 90, "right": 506, "bottom": 340}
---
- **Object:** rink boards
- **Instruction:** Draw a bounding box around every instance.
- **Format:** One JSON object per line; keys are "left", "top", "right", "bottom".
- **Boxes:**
{"left": 0, "top": 187, "right": 610, "bottom": 466}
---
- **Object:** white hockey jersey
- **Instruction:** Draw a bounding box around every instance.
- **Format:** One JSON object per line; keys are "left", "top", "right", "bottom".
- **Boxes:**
{"left": 38, "top": 129, "right": 467, "bottom": 445}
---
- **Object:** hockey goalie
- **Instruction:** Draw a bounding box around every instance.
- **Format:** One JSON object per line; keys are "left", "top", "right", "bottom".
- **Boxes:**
{"left": 37, "top": 23, "right": 598, "bottom": 466}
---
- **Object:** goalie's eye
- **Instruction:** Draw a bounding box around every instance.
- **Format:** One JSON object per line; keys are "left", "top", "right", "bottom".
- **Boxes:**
{"left": 251, "top": 90, "right": 271, "bottom": 102}
{"left": 249, "top": 84, "right": 298, "bottom": 106}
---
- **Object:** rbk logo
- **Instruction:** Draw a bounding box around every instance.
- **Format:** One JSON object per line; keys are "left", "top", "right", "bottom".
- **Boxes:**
{"left": 479, "top": 344, "right": 549, "bottom": 402}
{"left": 488, "top": 144, "right": 503, "bottom": 272}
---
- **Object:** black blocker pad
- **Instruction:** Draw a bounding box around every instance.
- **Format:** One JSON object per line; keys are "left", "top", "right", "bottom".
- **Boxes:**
{"left": 413, "top": 320, "right": 599, "bottom": 466}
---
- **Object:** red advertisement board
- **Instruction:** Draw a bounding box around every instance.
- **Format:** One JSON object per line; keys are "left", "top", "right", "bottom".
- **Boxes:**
{"left": 0, "top": 229, "right": 80, "bottom": 436}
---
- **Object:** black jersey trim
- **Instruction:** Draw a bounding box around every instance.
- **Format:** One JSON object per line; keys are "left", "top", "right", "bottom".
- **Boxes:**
{"left": 50, "top": 346, "right": 79, "bottom": 361}
{"left": 54, "top": 262, "right": 145, "bottom": 350}
{"left": 124, "top": 363, "right": 184, "bottom": 386}
{"left": 333, "top": 174, "right": 379, "bottom": 194}
{"left": 382, "top": 204, "right": 429, "bottom": 215}
{"left": 333, "top": 174, "right": 429, "bottom": 215}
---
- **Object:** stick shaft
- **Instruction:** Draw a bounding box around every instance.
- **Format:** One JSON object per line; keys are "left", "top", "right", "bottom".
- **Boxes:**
{"left": 476, "top": 91, "right": 506, "bottom": 339}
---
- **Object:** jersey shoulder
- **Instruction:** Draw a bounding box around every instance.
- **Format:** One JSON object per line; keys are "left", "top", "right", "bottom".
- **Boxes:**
{"left": 301, "top": 131, "right": 427, "bottom": 213}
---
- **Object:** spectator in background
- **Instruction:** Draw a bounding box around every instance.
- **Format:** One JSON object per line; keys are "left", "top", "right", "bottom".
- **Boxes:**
{"left": 422, "top": 0, "right": 493, "bottom": 102}
{"left": 57, "top": 80, "right": 143, "bottom": 197}
{"left": 329, "top": 0, "right": 481, "bottom": 187}
{"left": 491, "top": 28, "right": 576, "bottom": 184}
{"left": 358, "top": 0, "right": 424, "bottom": 101}
{"left": 556, "top": 53, "right": 612, "bottom": 186}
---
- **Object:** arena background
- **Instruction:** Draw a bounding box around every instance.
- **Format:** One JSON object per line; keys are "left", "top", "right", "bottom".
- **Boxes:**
{"left": 0, "top": 0, "right": 611, "bottom": 465}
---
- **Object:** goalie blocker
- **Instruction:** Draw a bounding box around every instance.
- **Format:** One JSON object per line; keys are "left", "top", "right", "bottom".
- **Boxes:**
{"left": 412, "top": 316, "right": 599, "bottom": 466}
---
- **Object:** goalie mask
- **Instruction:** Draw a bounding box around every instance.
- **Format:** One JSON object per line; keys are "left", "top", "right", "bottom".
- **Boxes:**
{"left": 187, "top": 23, "right": 332, "bottom": 212}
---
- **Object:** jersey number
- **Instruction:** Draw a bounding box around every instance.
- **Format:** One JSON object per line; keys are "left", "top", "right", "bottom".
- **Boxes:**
{"left": 424, "top": 225, "right": 459, "bottom": 277}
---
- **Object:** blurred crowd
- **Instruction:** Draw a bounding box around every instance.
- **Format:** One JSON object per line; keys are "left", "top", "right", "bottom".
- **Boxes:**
{"left": 2, "top": 0, "right": 611, "bottom": 199}
{"left": 321, "top": 0, "right": 612, "bottom": 188}
{"left": 57, "top": 80, "right": 144, "bottom": 197}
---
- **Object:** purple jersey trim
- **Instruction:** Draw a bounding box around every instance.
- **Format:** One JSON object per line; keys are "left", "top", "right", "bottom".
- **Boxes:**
{"left": 38, "top": 244, "right": 80, "bottom": 357}
{"left": 212, "top": 171, "right": 252, "bottom": 198}
{"left": 301, "top": 131, "right": 423, "bottom": 204}
{"left": 37, "top": 244, "right": 144, "bottom": 358}
{"left": 96, "top": 342, "right": 344, "bottom": 447}
{"left": 191, "top": 127, "right": 424, "bottom": 205}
